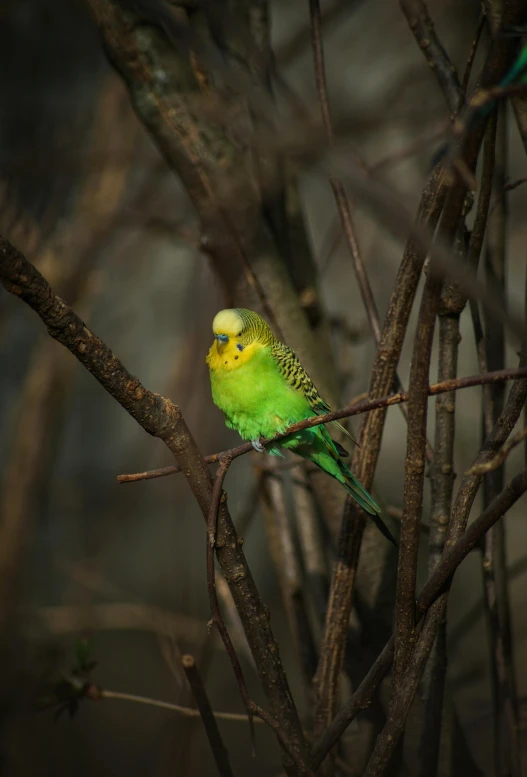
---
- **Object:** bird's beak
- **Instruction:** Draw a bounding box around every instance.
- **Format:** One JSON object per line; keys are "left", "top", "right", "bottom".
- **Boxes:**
{"left": 215, "top": 334, "right": 228, "bottom": 354}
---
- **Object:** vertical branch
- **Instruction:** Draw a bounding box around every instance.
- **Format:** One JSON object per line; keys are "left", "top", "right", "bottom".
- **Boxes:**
{"left": 399, "top": 0, "right": 463, "bottom": 115}
{"left": 392, "top": 267, "right": 442, "bottom": 689}
{"left": 364, "top": 600, "right": 446, "bottom": 777}
{"left": 260, "top": 464, "right": 318, "bottom": 691}
{"left": 418, "top": 232, "right": 466, "bottom": 777}
{"left": 480, "top": 103, "right": 522, "bottom": 777}
{"left": 206, "top": 456, "right": 255, "bottom": 749}
{"left": 312, "top": 359, "right": 527, "bottom": 768}
{"left": 292, "top": 468, "right": 329, "bottom": 629}
{"left": 418, "top": 92, "right": 495, "bottom": 777}
{"left": 308, "top": 0, "right": 430, "bottom": 453}
{"left": 181, "top": 654, "right": 234, "bottom": 777}
{"left": 313, "top": 167, "right": 447, "bottom": 753}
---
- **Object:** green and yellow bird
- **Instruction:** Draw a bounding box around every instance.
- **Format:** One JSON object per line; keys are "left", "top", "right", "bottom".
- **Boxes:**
{"left": 206, "top": 308, "right": 394, "bottom": 544}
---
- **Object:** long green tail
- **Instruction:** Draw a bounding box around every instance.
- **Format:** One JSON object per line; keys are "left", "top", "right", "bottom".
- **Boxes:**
{"left": 278, "top": 427, "right": 396, "bottom": 546}
{"left": 339, "top": 462, "right": 396, "bottom": 547}
{"left": 340, "top": 465, "right": 380, "bottom": 516}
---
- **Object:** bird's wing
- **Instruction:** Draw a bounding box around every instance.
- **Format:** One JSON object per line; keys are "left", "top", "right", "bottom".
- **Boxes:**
{"left": 271, "top": 341, "right": 357, "bottom": 446}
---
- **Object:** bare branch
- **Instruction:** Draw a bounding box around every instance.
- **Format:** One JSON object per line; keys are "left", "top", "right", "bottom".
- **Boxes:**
{"left": 468, "top": 427, "right": 527, "bottom": 476}
{"left": 181, "top": 654, "right": 234, "bottom": 777}
{"left": 95, "top": 687, "right": 264, "bottom": 723}
{"left": 312, "top": 468, "right": 527, "bottom": 767}
{"left": 206, "top": 457, "right": 255, "bottom": 748}
{"left": 0, "top": 235, "right": 309, "bottom": 771}
{"left": 400, "top": 0, "right": 463, "bottom": 115}
{"left": 309, "top": 0, "right": 427, "bottom": 463}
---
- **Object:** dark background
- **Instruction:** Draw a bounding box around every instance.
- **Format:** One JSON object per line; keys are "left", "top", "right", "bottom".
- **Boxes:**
{"left": 0, "top": 1, "right": 526, "bottom": 775}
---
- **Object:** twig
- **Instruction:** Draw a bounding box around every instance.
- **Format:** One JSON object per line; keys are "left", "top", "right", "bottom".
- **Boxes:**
{"left": 480, "top": 103, "right": 522, "bottom": 777}
{"left": 312, "top": 22, "right": 527, "bottom": 751}
{"left": 260, "top": 464, "right": 317, "bottom": 688}
{"left": 364, "top": 600, "right": 446, "bottom": 777}
{"left": 399, "top": 0, "right": 463, "bottom": 116}
{"left": 311, "top": 469, "right": 527, "bottom": 767}
{"left": 334, "top": 154, "right": 527, "bottom": 344}
{"left": 441, "top": 83, "right": 527, "bottom": 176}
{"left": 312, "top": 165, "right": 447, "bottom": 762}
{"left": 309, "top": 0, "right": 427, "bottom": 460}
{"left": 117, "top": 367, "right": 527, "bottom": 483}
{"left": 97, "top": 687, "right": 264, "bottom": 723}
{"left": 488, "top": 177, "right": 527, "bottom": 218}
{"left": 206, "top": 457, "right": 255, "bottom": 750}
{"left": 393, "top": 268, "right": 442, "bottom": 692}
{"left": 181, "top": 654, "right": 234, "bottom": 777}
{"left": 460, "top": 12, "right": 485, "bottom": 95}
{"left": 292, "top": 469, "right": 329, "bottom": 627}
{"left": 372, "top": 123, "right": 448, "bottom": 171}
{"left": 0, "top": 236, "right": 309, "bottom": 768}
{"left": 215, "top": 573, "right": 256, "bottom": 670}
{"left": 314, "top": 342, "right": 527, "bottom": 765}
{"left": 418, "top": 235, "right": 465, "bottom": 777}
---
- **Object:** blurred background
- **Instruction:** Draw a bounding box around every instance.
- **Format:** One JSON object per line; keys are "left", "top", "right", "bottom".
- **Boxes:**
{"left": 0, "top": 0, "right": 526, "bottom": 775}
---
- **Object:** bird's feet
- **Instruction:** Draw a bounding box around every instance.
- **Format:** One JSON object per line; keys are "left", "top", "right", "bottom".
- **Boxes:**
{"left": 251, "top": 438, "right": 265, "bottom": 453}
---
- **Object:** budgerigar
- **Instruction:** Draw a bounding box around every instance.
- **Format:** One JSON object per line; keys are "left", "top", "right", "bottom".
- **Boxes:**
{"left": 206, "top": 308, "right": 394, "bottom": 544}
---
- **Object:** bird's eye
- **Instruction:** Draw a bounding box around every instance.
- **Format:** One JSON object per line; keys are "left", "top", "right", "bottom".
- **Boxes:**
{"left": 236, "top": 332, "right": 242, "bottom": 337}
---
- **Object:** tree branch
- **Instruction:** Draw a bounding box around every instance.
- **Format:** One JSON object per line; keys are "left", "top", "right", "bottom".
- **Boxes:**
{"left": 400, "top": 0, "right": 463, "bottom": 116}
{"left": 312, "top": 468, "right": 527, "bottom": 767}
{"left": 313, "top": 334, "right": 527, "bottom": 766}
{"left": 309, "top": 0, "right": 429, "bottom": 465}
{"left": 0, "top": 234, "right": 309, "bottom": 773}
{"left": 181, "top": 654, "right": 234, "bottom": 777}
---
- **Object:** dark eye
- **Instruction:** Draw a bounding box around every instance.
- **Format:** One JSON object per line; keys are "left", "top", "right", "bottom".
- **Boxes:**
{"left": 236, "top": 332, "right": 242, "bottom": 336}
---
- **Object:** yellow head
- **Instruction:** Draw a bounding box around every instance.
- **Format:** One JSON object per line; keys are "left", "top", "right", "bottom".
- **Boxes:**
{"left": 207, "top": 308, "right": 273, "bottom": 371}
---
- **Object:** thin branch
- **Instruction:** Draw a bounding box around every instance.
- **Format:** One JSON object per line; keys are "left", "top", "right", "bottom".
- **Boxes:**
{"left": 393, "top": 267, "right": 442, "bottom": 691}
{"left": 312, "top": 164, "right": 447, "bottom": 764}
{"left": 460, "top": 12, "right": 486, "bottom": 94}
{"left": 181, "top": 654, "right": 234, "bottom": 777}
{"left": 468, "top": 117, "right": 498, "bottom": 509}
{"left": 117, "top": 367, "right": 527, "bottom": 483}
{"left": 309, "top": 0, "right": 427, "bottom": 459}
{"left": 292, "top": 468, "right": 329, "bottom": 628}
{"left": 400, "top": 0, "right": 463, "bottom": 116}
{"left": 314, "top": 341, "right": 527, "bottom": 765}
{"left": 311, "top": 468, "right": 527, "bottom": 767}
{"left": 206, "top": 457, "right": 255, "bottom": 749}
{"left": 260, "top": 464, "right": 318, "bottom": 689}
{"left": 480, "top": 103, "right": 522, "bottom": 777}
{"left": 365, "top": 599, "right": 447, "bottom": 777}
{"left": 93, "top": 687, "right": 265, "bottom": 723}
{"left": 418, "top": 232, "right": 465, "bottom": 777}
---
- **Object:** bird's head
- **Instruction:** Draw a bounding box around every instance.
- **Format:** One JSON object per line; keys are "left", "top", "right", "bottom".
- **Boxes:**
{"left": 211, "top": 308, "right": 272, "bottom": 356}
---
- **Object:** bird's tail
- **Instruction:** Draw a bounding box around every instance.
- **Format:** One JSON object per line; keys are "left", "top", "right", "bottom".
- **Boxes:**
{"left": 339, "top": 464, "right": 397, "bottom": 547}
{"left": 341, "top": 469, "right": 380, "bottom": 515}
